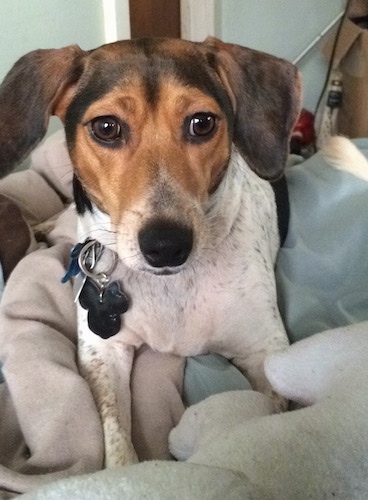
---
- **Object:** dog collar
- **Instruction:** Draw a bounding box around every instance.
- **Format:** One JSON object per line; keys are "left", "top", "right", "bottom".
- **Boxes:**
{"left": 62, "top": 239, "right": 129, "bottom": 339}
{"left": 271, "top": 175, "right": 290, "bottom": 246}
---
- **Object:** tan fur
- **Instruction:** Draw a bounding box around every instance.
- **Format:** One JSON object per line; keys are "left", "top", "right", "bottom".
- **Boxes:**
{"left": 69, "top": 78, "right": 230, "bottom": 225}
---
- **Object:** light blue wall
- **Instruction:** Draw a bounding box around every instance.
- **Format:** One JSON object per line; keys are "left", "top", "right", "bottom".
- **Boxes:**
{"left": 214, "top": 0, "right": 346, "bottom": 112}
{"left": 0, "top": 1, "right": 105, "bottom": 81}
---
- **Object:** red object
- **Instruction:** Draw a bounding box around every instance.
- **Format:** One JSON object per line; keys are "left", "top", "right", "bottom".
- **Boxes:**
{"left": 291, "top": 108, "right": 315, "bottom": 147}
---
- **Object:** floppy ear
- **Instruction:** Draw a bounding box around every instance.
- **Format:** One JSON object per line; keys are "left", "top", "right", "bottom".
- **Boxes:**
{"left": 0, "top": 45, "right": 86, "bottom": 178}
{"left": 203, "top": 37, "right": 302, "bottom": 180}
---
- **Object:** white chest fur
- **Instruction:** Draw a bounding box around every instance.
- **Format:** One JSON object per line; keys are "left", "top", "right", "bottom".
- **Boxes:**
{"left": 78, "top": 150, "right": 282, "bottom": 359}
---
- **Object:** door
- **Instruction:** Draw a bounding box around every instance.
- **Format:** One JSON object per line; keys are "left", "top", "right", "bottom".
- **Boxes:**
{"left": 129, "top": 0, "right": 181, "bottom": 38}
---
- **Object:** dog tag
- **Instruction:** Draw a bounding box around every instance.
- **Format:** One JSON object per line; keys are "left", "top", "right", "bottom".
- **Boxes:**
{"left": 62, "top": 238, "right": 130, "bottom": 338}
{"left": 79, "top": 278, "right": 129, "bottom": 339}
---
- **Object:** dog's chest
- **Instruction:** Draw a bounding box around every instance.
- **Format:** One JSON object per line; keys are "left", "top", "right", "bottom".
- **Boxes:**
{"left": 117, "top": 205, "right": 278, "bottom": 356}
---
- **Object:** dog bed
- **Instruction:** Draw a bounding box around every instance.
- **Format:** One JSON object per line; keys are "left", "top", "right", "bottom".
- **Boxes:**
{"left": 0, "top": 132, "right": 368, "bottom": 498}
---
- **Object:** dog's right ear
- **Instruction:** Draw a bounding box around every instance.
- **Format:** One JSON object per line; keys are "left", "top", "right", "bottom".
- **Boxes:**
{"left": 0, "top": 45, "right": 86, "bottom": 178}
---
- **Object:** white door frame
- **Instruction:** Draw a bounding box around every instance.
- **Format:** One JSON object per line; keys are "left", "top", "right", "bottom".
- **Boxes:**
{"left": 102, "top": 0, "right": 131, "bottom": 42}
{"left": 180, "top": 0, "right": 216, "bottom": 41}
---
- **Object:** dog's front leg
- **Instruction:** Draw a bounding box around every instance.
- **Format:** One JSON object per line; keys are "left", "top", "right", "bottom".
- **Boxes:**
{"left": 232, "top": 317, "right": 289, "bottom": 412}
{"left": 77, "top": 306, "right": 138, "bottom": 467}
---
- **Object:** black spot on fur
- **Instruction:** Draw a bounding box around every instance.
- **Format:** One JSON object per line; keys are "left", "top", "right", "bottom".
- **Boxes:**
{"left": 73, "top": 175, "right": 93, "bottom": 214}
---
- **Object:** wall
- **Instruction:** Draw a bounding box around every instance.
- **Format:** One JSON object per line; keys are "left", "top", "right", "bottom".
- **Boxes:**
{"left": 0, "top": 1, "right": 105, "bottom": 81}
{"left": 0, "top": 0, "right": 131, "bottom": 80}
{"left": 214, "top": 0, "right": 346, "bottom": 112}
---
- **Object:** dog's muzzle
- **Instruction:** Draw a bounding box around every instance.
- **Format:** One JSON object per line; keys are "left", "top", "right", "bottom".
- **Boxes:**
{"left": 138, "top": 219, "right": 193, "bottom": 269}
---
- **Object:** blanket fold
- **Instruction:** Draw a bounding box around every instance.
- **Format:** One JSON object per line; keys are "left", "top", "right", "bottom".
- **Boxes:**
{"left": 0, "top": 243, "right": 104, "bottom": 496}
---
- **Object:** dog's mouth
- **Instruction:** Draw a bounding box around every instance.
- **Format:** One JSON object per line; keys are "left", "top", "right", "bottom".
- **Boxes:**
{"left": 142, "top": 266, "right": 185, "bottom": 276}
{"left": 137, "top": 219, "right": 193, "bottom": 274}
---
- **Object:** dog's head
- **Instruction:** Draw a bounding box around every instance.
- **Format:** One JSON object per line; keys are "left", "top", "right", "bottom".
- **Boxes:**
{"left": 0, "top": 37, "right": 301, "bottom": 274}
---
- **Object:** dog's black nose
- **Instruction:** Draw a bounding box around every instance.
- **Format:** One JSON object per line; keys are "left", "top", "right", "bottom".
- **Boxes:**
{"left": 138, "top": 220, "right": 193, "bottom": 268}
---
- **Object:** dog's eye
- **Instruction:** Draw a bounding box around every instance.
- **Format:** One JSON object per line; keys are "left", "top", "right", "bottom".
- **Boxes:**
{"left": 188, "top": 113, "right": 217, "bottom": 138}
{"left": 89, "top": 116, "right": 124, "bottom": 145}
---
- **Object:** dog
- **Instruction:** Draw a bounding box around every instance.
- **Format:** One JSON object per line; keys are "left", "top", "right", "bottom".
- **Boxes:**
{"left": 0, "top": 37, "right": 301, "bottom": 466}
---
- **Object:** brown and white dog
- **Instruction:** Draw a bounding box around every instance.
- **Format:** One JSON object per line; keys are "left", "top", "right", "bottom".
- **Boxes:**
{"left": 0, "top": 37, "right": 301, "bottom": 466}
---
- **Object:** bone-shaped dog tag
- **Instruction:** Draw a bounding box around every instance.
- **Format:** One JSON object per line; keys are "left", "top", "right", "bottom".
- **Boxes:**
{"left": 79, "top": 277, "right": 129, "bottom": 339}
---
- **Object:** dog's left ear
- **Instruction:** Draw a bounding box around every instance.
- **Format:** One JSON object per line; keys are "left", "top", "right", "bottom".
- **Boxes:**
{"left": 202, "top": 37, "right": 302, "bottom": 180}
{"left": 0, "top": 46, "right": 85, "bottom": 178}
